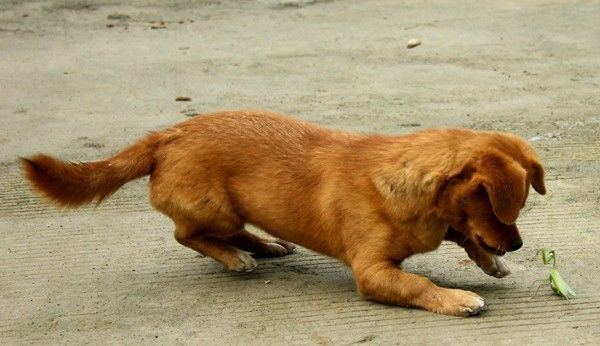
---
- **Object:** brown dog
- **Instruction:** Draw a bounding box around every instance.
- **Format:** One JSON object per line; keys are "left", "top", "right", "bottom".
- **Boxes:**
{"left": 22, "top": 110, "right": 546, "bottom": 316}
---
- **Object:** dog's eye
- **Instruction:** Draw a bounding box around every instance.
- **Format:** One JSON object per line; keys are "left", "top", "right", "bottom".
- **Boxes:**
{"left": 476, "top": 184, "right": 487, "bottom": 194}
{"left": 475, "top": 184, "right": 491, "bottom": 200}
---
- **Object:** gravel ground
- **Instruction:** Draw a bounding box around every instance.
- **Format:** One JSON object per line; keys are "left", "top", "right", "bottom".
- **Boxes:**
{"left": 1, "top": 1, "right": 599, "bottom": 344}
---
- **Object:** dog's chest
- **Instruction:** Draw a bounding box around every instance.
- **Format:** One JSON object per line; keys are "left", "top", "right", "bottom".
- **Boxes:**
{"left": 403, "top": 218, "right": 448, "bottom": 254}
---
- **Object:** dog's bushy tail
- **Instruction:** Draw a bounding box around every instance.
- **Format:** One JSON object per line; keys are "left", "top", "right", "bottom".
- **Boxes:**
{"left": 21, "top": 132, "right": 161, "bottom": 207}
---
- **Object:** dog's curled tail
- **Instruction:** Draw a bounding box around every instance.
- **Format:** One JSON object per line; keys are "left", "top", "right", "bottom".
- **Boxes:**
{"left": 21, "top": 132, "right": 161, "bottom": 207}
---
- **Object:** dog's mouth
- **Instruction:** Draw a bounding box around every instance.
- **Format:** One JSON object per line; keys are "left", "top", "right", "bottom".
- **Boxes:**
{"left": 476, "top": 235, "right": 506, "bottom": 256}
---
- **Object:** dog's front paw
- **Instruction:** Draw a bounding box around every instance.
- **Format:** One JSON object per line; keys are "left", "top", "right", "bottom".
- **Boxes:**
{"left": 434, "top": 288, "right": 486, "bottom": 317}
{"left": 482, "top": 256, "right": 511, "bottom": 278}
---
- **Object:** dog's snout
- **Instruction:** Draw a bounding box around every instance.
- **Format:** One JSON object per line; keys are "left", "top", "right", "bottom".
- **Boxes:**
{"left": 508, "top": 237, "right": 523, "bottom": 252}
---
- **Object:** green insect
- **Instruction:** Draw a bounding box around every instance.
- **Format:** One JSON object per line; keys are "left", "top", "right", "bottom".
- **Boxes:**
{"left": 534, "top": 249, "right": 576, "bottom": 299}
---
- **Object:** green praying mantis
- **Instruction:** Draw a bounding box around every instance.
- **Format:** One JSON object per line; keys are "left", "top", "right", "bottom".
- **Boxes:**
{"left": 534, "top": 248, "right": 576, "bottom": 299}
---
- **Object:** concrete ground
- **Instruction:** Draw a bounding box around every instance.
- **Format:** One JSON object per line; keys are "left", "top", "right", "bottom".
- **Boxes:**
{"left": 1, "top": 0, "right": 599, "bottom": 344}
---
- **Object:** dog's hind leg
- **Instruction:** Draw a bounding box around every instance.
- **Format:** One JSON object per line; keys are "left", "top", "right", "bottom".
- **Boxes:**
{"left": 225, "top": 229, "right": 295, "bottom": 258}
{"left": 150, "top": 175, "right": 259, "bottom": 271}
{"left": 174, "top": 223, "right": 258, "bottom": 272}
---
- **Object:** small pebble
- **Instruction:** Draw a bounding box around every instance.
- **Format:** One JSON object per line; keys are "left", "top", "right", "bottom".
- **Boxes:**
{"left": 407, "top": 38, "right": 422, "bottom": 49}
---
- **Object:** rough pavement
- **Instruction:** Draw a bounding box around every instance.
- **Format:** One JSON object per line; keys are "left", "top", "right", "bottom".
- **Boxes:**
{"left": 1, "top": 1, "right": 599, "bottom": 344}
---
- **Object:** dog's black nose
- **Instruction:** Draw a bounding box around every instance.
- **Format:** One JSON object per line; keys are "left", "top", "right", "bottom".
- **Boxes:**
{"left": 509, "top": 238, "right": 523, "bottom": 251}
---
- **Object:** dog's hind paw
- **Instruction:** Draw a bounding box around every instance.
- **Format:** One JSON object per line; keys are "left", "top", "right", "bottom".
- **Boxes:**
{"left": 231, "top": 251, "right": 258, "bottom": 273}
{"left": 253, "top": 239, "right": 295, "bottom": 258}
{"left": 273, "top": 239, "right": 296, "bottom": 253}
{"left": 263, "top": 242, "right": 290, "bottom": 257}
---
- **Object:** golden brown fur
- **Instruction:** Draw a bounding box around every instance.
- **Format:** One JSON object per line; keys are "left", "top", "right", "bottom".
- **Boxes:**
{"left": 22, "top": 110, "right": 546, "bottom": 316}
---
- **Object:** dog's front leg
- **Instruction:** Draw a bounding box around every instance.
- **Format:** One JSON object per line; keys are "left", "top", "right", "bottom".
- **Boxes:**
{"left": 351, "top": 260, "right": 485, "bottom": 316}
{"left": 445, "top": 228, "right": 510, "bottom": 278}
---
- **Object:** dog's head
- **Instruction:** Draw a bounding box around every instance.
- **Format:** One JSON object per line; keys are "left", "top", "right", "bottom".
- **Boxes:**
{"left": 439, "top": 134, "right": 546, "bottom": 256}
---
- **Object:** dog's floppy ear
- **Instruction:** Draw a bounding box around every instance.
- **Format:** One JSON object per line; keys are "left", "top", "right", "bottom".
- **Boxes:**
{"left": 530, "top": 160, "right": 546, "bottom": 195}
{"left": 473, "top": 153, "right": 527, "bottom": 225}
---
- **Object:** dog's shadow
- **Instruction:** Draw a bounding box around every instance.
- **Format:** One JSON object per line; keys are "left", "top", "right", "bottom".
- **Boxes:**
{"left": 403, "top": 252, "right": 522, "bottom": 293}
{"left": 157, "top": 248, "right": 356, "bottom": 293}
{"left": 128, "top": 244, "right": 523, "bottom": 309}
